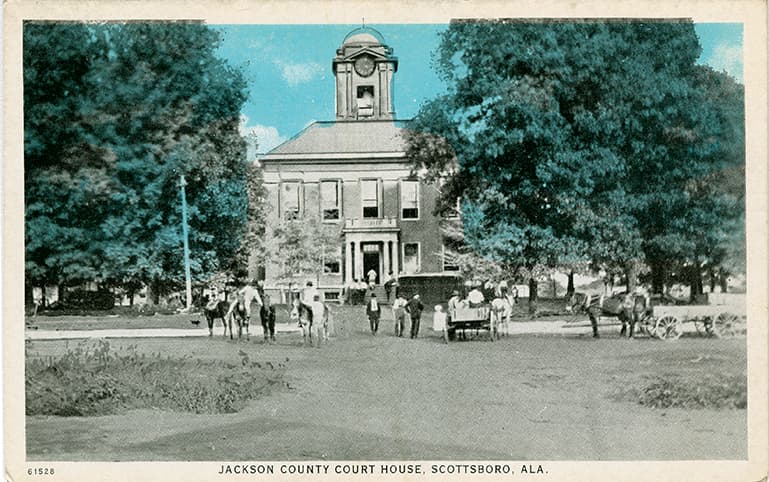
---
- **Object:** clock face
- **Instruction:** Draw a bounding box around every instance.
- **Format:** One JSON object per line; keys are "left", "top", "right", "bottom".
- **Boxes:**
{"left": 354, "top": 55, "right": 375, "bottom": 77}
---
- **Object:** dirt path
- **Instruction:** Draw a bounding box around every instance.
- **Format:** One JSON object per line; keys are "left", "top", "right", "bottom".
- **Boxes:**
{"left": 26, "top": 324, "right": 747, "bottom": 461}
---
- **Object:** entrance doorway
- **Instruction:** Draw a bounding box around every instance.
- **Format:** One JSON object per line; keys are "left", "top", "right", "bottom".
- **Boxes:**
{"left": 362, "top": 243, "right": 380, "bottom": 284}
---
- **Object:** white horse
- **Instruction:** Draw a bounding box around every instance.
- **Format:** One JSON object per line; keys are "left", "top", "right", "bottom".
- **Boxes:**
{"left": 490, "top": 295, "right": 514, "bottom": 336}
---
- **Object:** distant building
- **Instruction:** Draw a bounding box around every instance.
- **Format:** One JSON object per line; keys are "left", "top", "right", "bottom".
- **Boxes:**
{"left": 255, "top": 27, "right": 460, "bottom": 301}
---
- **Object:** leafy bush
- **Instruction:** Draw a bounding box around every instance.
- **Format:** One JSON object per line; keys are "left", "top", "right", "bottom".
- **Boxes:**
{"left": 631, "top": 373, "right": 747, "bottom": 410}
{"left": 26, "top": 340, "right": 285, "bottom": 416}
{"left": 51, "top": 290, "right": 116, "bottom": 311}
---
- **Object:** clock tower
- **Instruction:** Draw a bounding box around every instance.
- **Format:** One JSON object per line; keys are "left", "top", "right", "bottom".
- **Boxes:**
{"left": 333, "top": 26, "right": 398, "bottom": 120}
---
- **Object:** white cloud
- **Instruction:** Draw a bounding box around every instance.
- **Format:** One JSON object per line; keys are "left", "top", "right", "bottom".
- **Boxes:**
{"left": 274, "top": 60, "right": 324, "bottom": 86}
{"left": 239, "top": 115, "right": 288, "bottom": 154}
{"left": 706, "top": 43, "right": 743, "bottom": 82}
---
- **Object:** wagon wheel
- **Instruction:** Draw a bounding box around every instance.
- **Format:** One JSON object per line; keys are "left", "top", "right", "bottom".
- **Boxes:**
{"left": 694, "top": 316, "right": 714, "bottom": 337}
{"left": 654, "top": 315, "right": 682, "bottom": 341}
{"left": 712, "top": 312, "right": 738, "bottom": 338}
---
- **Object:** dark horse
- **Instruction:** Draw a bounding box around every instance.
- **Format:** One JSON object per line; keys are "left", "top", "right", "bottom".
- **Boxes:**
{"left": 567, "top": 292, "right": 650, "bottom": 338}
{"left": 204, "top": 300, "right": 229, "bottom": 337}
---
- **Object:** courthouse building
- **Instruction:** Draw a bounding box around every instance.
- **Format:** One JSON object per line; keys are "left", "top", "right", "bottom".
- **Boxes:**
{"left": 256, "top": 27, "right": 460, "bottom": 301}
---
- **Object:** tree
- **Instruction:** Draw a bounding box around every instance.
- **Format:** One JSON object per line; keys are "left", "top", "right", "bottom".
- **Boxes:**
{"left": 24, "top": 22, "right": 251, "bottom": 301}
{"left": 405, "top": 20, "right": 744, "bottom": 299}
{"left": 265, "top": 215, "right": 342, "bottom": 295}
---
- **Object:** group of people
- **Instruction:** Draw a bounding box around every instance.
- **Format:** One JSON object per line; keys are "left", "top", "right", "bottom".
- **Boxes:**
{"left": 346, "top": 270, "right": 397, "bottom": 305}
{"left": 205, "top": 279, "right": 276, "bottom": 342}
{"left": 365, "top": 292, "right": 424, "bottom": 338}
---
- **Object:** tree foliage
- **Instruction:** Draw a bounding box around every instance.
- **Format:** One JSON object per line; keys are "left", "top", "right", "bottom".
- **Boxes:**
{"left": 24, "top": 22, "right": 252, "bottom": 295}
{"left": 406, "top": 20, "right": 744, "bottom": 293}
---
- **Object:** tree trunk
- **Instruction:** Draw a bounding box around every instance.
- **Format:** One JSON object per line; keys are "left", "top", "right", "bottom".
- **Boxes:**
{"left": 625, "top": 263, "right": 638, "bottom": 293}
{"left": 528, "top": 278, "right": 538, "bottom": 315}
{"left": 146, "top": 279, "right": 160, "bottom": 305}
{"left": 566, "top": 271, "right": 575, "bottom": 298}
{"left": 719, "top": 269, "right": 729, "bottom": 293}
{"left": 689, "top": 264, "right": 703, "bottom": 302}
{"left": 650, "top": 261, "right": 665, "bottom": 294}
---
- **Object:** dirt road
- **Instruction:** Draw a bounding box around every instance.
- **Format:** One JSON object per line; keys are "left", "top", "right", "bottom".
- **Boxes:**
{"left": 26, "top": 319, "right": 746, "bottom": 461}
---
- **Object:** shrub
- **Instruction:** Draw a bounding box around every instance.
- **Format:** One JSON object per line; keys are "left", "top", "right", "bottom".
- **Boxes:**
{"left": 50, "top": 290, "right": 115, "bottom": 311}
{"left": 630, "top": 373, "right": 747, "bottom": 410}
{"left": 26, "top": 340, "right": 285, "bottom": 416}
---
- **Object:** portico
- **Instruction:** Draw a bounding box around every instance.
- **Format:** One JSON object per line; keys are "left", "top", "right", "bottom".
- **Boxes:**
{"left": 343, "top": 217, "right": 399, "bottom": 285}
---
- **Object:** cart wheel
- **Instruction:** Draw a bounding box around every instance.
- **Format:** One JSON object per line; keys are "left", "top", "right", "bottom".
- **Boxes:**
{"left": 654, "top": 315, "right": 682, "bottom": 340}
{"left": 713, "top": 312, "right": 738, "bottom": 338}
{"left": 694, "top": 316, "right": 714, "bottom": 337}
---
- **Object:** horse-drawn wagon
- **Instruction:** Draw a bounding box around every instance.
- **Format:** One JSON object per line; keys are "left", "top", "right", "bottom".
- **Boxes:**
{"left": 566, "top": 291, "right": 745, "bottom": 340}
{"left": 445, "top": 306, "right": 498, "bottom": 342}
{"left": 651, "top": 293, "right": 745, "bottom": 340}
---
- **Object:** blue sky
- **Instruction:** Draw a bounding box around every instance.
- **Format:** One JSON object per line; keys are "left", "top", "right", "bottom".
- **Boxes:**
{"left": 214, "top": 23, "right": 743, "bottom": 154}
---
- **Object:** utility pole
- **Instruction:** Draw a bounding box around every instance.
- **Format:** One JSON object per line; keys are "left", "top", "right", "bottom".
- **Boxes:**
{"left": 179, "top": 174, "right": 193, "bottom": 311}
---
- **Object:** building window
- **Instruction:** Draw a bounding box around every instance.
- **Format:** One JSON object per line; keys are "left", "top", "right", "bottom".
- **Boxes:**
{"left": 323, "top": 246, "right": 342, "bottom": 274}
{"left": 356, "top": 85, "right": 374, "bottom": 117}
{"left": 403, "top": 243, "right": 420, "bottom": 274}
{"left": 401, "top": 180, "right": 419, "bottom": 219}
{"left": 320, "top": 180, "right": 341, "bottom": 221}
{"left": 282, "top": 181, "right": 301, "bottom": 220}
{"left": 361, "top": 179, "right": 379, "bottom": 218}
{"left": 442, "top": 245, "right": 459, "bottom": 272}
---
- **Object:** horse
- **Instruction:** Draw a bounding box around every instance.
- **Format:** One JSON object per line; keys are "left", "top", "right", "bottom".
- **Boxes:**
{"left": 204, "top": 299, "right": 229, "bottom": 337}
{"left": 291, "top": 296, "right": 332, "bottom": 346}
{"left": 227, "top": 296, "right": 250, "bottom": 340}
{"left": 566, "top": 291, "right": 650, "bottom": 338}
{"left": 490, "top": 296, "right": 513, "bottom": 337}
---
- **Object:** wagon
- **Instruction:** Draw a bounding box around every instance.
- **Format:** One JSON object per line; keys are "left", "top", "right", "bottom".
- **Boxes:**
{"left": 445, "top": 306, "right": 497, "bottom": 342}
{"left": 651, "top": 293, "right": 746, "bottom": 341}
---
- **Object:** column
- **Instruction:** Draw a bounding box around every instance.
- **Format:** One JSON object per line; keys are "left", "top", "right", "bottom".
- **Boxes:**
{"left": 383, "top": 240, "right": 390, "bottom": 276}
{"left": 355, "top": 240, "right": 362, "bottom": 280}
{"left": 345, "top": 242, "right": 353, "bottom": 285}
{"left": 392, "top": 240, "right": 399, "bottom": 276}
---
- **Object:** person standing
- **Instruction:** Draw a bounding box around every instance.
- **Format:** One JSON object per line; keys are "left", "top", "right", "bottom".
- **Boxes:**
{"left": 367, "top": 268, "right": 378, "bottom": 288}
{"left": 391, "top": 293, "right": 407, "bottom": 336}
{"left": 356, "top": 278, "right": 368, "bottom": 305}
{"left": 366, "top": 293, "right": 381, "bottom": 335}
{"left": 406, "top": 294, "right": 424, "bottom": 339}
{"left": 310, "top": 294, "right": 326, "bottom": 347}
{"left": 383, "top": 271, "right": 394, "bottom": 302}
{"left": 260, "top": 293, "right": 276, "bottom": 343}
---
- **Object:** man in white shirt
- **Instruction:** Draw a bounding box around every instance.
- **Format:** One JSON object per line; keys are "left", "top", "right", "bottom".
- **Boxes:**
{"left": 467, "top": 287, "right": 485, "bottom": 307}
{"left": 227, "top": 280, "right": 262, "bottom": 322}
{"left": 310, "top": 294, "right": 326, "bottom": 347}
{"left": 391, "top": 294, "right": 407, "bottom": 337}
